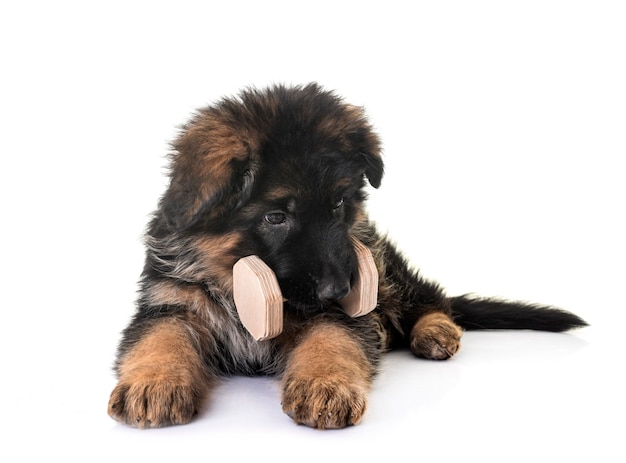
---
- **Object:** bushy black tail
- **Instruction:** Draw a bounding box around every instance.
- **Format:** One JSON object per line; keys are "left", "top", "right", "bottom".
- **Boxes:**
{"left": 450, "top": 295, "right": 588, "bottom": 332}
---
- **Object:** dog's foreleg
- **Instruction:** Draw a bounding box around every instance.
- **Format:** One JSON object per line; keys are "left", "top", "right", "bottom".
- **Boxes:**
{"left": 280, "top": 320, "right": 375, "bottom": 429}
{"left": 108, "top": 317, "right": 211, "bottom": 428}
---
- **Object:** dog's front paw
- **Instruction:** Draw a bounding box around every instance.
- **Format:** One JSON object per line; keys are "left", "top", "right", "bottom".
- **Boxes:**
{"left": 410, "top": 312, "right": 463, "bottom": 360}
{"left": 281, "top": 376, "right": 368, "bottom": 429}
{"left": 108, "top": 377, "right": 200, "bottom": 428}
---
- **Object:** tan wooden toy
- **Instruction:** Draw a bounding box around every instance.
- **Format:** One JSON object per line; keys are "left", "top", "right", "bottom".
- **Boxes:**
{"left": 233, "top": 239, "right": 379, "bottom": 340}
{"left": 232, "top": 256, "right": 284, "bottom": 341}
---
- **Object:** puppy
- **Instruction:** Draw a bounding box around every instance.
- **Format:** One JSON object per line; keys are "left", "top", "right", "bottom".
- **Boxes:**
{"left": 108, "top": 83, "right": 587, "bottom": 429}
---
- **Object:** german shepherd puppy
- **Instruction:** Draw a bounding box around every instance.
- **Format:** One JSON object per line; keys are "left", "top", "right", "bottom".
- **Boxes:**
{"left": 108, "top": 83, "right": 587, "bottom": 429}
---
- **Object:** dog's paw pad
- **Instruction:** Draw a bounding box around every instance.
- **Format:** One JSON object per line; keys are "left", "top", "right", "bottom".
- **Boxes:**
{"left": 410, "top": 312, "right": 463, "bottom": 360}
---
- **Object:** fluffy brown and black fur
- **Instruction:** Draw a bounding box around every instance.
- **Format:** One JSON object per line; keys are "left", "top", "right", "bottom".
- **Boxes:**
{"left": 108, "top": 83, "right": 587, "bottom": 429}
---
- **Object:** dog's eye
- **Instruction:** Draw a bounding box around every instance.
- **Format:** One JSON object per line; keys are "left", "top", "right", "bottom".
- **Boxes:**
{"left": 333, "top": 198, "right": 344, "bottom": 211}
{"left": 264, "top": 212, "right": 286, "bottom": 225}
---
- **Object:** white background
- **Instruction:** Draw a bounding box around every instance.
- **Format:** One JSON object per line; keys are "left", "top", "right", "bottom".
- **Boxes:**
{"left": 1, "top": 1, "right": 624, "bottom": 461}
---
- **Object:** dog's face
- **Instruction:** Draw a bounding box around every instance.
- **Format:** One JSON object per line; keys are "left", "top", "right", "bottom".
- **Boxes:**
{"left": 235, "top": 153, "right": 373, "bottom": 314}
{"left": 158, "top": 84, "right": 383, "bottom": 315}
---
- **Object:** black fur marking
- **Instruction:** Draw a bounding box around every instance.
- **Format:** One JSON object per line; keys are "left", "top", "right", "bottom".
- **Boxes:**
{"left": 451, "top": 295, "right": 589, "bottom": 332}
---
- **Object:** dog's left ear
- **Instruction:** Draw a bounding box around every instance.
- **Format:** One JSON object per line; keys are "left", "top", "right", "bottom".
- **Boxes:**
{"left": 160, "top": 110, "right": 260, "bottom": 230}
{"left": 341, "top": 104, "right": 384, "bottom": 188}
{"left": 362, "top": 146, "right": 384, "bottom": 189}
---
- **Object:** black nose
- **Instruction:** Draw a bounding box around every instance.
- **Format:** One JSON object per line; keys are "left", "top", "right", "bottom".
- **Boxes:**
{"left": 316, "top": 280, "right": 350, "bottom": 302}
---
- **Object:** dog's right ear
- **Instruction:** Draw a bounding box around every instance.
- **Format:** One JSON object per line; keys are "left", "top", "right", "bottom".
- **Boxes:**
{"left": 160, "top": 110, "right": 260, "bottom": 230}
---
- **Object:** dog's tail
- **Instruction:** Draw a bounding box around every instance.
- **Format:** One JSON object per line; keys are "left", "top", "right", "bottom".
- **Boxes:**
{"left": 450, "top": 295, "right": 588, "bottom": 332}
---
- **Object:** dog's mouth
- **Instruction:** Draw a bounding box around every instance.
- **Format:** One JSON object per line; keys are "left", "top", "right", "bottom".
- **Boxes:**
{"left": 284, "top": 299, "right": 328, "bottom": 316}
{"left": 279, "top": 278, "right": 351, "bottom": 316}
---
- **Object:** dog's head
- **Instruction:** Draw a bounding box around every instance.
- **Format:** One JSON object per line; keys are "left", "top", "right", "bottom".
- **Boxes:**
{"left": 159, "top": 83, "right": 383, "bottom": 314}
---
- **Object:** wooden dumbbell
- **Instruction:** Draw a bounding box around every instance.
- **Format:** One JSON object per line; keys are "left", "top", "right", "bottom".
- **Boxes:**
{"left": 233, "top": 239, "right": 378, "bottom": 341}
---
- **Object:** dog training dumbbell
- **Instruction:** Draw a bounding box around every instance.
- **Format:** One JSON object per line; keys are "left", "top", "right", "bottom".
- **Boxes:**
{"left": 233, "top": 239, "right": 379, "bottom": 340}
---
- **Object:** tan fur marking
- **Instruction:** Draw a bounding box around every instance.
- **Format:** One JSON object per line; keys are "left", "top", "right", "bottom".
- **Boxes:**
{"left": 144, "top": 281, "right": 209, "bottom": 312}
{"left": 334, "top": 177, "right": 356, "bottom": 189}
{"left": 108, "top": 319, "right": 208, "bottom": 428}
{"left": 193, "top": 232, "right": 242, "bottom": 290}
{"left": 264, "top": 186, "right": 294, "bottom": 201}
{"left": 178, "top": 114, "right": 254, "bottom": 166}
{"left": 281, "top": 323, "right": 373, "bottom": 429}
{"left": 410, "top": 312, "right": 463, "bottom": 360}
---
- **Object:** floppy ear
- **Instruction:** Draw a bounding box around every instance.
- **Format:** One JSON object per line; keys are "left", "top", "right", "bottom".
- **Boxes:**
{"left": 362, "top": 145, "right": 384, "bottom": 188}
{"left": 160, "top": 110, "right": 260, "bottom": 230}
{"left": 341, "top": 105, "right": 384, "bottom": 188}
